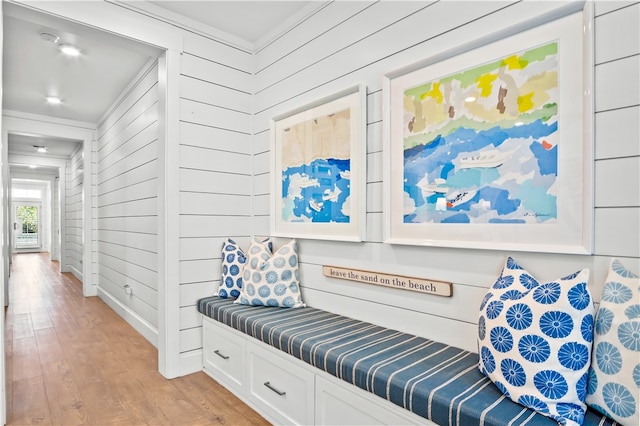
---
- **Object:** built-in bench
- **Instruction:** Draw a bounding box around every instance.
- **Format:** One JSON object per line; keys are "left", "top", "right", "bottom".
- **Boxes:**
{"left": 198, "top": 296, "right": 614, "bottom": 425}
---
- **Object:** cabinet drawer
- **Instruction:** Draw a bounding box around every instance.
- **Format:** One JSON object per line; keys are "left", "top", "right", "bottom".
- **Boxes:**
{"left": 247, "top": 341, "right": 314, "bottom": 426}
{"left": 202, "top": 317, "right": 245, "bottom": 393}
{"left": 315, "top": 375, "right": 431, "bottom": 425}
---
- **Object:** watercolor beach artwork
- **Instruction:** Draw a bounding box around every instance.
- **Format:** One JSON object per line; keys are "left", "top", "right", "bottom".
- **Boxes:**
{"left": 402, "top": 41, "right": 559, "bottom": 225}
{"left": 270, "top": 86, "right": 366, "bottom": 241}
{"left": 280, "top": 108, "right": 352, "bottom": 224}
{"left": 384, "top": 12, "right": 591, "bottom": 253}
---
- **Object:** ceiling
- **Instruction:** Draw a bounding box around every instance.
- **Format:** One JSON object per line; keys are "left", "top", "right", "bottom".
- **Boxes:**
{"left": 8, "top": 133, "right": 82, "bottom": 158}
{"left": 2, "top": 1, "right": 163, "bottom": 124}
{"left": 147, "top": 1, "right": 314, "bottom": 45}
{"left": 3, "top": 0, "right": 313, "bottom": 170}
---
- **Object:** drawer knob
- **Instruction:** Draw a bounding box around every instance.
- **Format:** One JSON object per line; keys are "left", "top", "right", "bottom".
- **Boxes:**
{"left": 264, "top": 381, "right": 286, "bottom": 396}
{"left": 214, "top": 349, "right": 229, "bottom": 360}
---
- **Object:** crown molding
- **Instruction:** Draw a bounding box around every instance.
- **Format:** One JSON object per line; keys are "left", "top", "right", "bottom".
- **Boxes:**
{"left": 112, "top": 0, "right": 255, "bottom": 53}
{"left": 113, "top": 1, "right": 331, "bottom": 54}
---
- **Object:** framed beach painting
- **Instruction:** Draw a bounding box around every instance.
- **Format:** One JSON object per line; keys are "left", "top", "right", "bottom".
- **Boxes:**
{"left": 270, "top": 85, "right": 366, "bottom": 241}
{"left": 383, "top": 11, "right": 593, "bottom": 254}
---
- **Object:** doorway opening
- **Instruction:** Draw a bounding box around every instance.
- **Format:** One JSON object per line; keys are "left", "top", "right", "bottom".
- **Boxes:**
{"left": 14, "top": 202, "right": 41, "bottom": 250}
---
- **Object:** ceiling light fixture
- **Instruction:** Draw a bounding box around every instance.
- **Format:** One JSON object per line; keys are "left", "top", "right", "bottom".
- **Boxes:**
{"left": 40, "top": 32, "right": 59, "bottom": 44}
{"left": 45, "top": 96, "right": 62, "bottom": 105}
{"left": 59, "top": 44, "right": 81, "bottom": 56}
{"left": 34, "top": 146, "right": 48, "bottom": 153}
{"left": 29, "top": 165, "right": 38, "bottom": 169}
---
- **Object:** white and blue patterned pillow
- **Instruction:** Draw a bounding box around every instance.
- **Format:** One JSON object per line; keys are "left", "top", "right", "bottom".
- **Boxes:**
{"left": 219, "top": 238, "right": 272, "bottom": 299}
{"left": 236, "top": 239, "right": 305, "bottom": 309}
{"left": 478, "top": 257, "right": 594, "bottom": 426}
{"left": 586, "top": 259, "right": 639, "bottom": 425}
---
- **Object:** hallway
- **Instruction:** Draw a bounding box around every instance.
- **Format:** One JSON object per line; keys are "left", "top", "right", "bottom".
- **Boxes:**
{"left": 4, "top": 253, "right": 269, "bottom": 425}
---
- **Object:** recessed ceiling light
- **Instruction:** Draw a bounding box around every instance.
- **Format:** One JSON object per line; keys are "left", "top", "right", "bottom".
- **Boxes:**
{"left": 59, "top": 44, "right": 81, "bottom": 56}
{"left": 40, "top": 32, "right": 59, "bottom": 44}
{"left": 45, "top": 96, "right": 62, "bottom": 105}
{"left": 29, "top": 165, "right": 38, "bottom": 169}
{"left": 34, "top": 146, "right": 48, "bottom": 153}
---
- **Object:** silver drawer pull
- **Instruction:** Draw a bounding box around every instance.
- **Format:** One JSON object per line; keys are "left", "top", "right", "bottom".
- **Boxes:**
{"left": 264, "top": 381, "right": 286, "bottom": 396}
{"left": 214, "top": 350, "right": 229, "bottom": 360}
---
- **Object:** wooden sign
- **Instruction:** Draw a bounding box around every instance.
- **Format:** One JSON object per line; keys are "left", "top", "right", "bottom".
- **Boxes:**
{"left": 322, "top": 265, "right": 452, "bottom": 297}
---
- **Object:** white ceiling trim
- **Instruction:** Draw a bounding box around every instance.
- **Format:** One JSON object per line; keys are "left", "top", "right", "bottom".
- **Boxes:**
{"left": 113, "top": 0, "right": 329, "bottom": 53}
{"left": 3, "top": 110, "right": 96, "bottom": 133}
{"left": 114, "top": 0, "right": 255, "bottom": 52}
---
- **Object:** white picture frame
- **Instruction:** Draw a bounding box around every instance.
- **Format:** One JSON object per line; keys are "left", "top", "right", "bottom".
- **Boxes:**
{"left": 383, "top": 11, "right": 593, "bottom": 254}
{"left": 270, "top": 84, "right": 367, "bottom": 241}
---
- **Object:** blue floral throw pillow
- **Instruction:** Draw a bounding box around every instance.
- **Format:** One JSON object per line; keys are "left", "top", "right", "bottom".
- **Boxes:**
{"left": 236, "top": 239, "right": 305, "bottom": 309}
{"left": 478, "top": 257, "right": 594, "bottom": 426}
{"left": 219, "top": 238, "right": 272, "bottom": 299}
{"left": 586, "top": 259, "right": 639, "bottom": 425}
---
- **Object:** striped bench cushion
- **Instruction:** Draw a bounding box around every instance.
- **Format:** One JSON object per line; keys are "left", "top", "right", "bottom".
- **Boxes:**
{"left": 198, "top": 297, "right": 614, "bottom": 426}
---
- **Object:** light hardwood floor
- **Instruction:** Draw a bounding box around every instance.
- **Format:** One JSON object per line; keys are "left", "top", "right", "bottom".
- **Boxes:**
{"left": 4, "top": 252, "right": 270, "bottom": 425}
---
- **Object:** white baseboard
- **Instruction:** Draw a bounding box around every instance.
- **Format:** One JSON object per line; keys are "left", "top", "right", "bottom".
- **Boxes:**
{"left": 175, "top": 349, "right": 203, "bottom": 377}
{"left": 68, "top": 265, "right": 83, "bottom": 282}
{"left": 97, "top": 287, "right": 158, "bottom": 347}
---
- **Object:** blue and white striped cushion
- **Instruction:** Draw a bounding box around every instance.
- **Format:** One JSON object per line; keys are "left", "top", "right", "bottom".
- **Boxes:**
{"left": 198, "top": 297, "right": 614, "bottom": 426}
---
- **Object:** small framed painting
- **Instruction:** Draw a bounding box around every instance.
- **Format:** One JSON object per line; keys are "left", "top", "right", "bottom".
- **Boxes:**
{"left": 383, "top": 11, "right": 592, "bottom": 254}
{"left": 270, "top": 84, "right": 366, "bottom": 241}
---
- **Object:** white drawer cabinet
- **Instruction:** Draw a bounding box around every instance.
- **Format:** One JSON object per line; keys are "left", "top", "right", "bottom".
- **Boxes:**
{"left": 201, "top": 316, "right": 431, "bottom": 425}
{"left": 247, "top": 341, "right": 315, "bottom": 425}
{"left": 202, "top": 317, "right": 246, "bottom": 395}
{"left": 315, "top": 375, "right": 430, "bottom": 426}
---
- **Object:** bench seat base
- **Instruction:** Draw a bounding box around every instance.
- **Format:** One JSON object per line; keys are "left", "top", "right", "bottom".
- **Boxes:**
{"left": 198, "top": 296, "right": 613, "bottom": 425}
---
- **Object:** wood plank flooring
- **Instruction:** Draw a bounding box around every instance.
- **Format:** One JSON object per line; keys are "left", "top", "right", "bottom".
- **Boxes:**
{"left": 4, "top": 253, "right": 270, "bottom": 425}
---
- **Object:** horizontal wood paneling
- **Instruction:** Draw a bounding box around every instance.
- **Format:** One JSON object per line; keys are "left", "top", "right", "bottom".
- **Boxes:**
{"left": 97, "top": 61, "right": 159, "bottom": 334}
{"left": 99, "top": 252, "right": 158, "bottom": 292}
{"left": 179, "top": 121, "right": 251, "bottom": 154}
{"left": 594, "top": 106, "right": 640, "bottom": 159}
{"left": 99, "top": 229, "right": 157, "bottom": 253}
{"left": 594, "top": 208, "right": 640, "bottom": 257}
{"left": 179, "top": 216, "right": 249, "bottom": 239}
{"left": 178, "top": 30, "right": 254, "bottom": 360}
{"left": 180, "top": 168, "right": 251, "bottom": 195}
{"left": 97, "top": 159, "right": 158, "bottom": 196}
{"left": 595, "top": 1, "right": 638, "bottom": 16}
{"left": 595, "top": 54, "right": 640, "bottom": 112}
{"left": 180, "top": 281, "right": 218, "bottom": 306}
{"left": 180, "top": 145, "right": 250, "bottom": 175}
{"left": 255, "top": 1, "right": 374, "bottom": 72}
{"left": 594, "top": 2, "right": 639, "bottom": 64}
{"left": 65, "top": 146, "right": 84, "bottom": 280}
{"left": 183, "top": 32, "right": 253, "bottom": 73}
{"left": 98, "top": 117, "right": 158, "bottom": 170}
{"left": 180, "top": 99, "right": 250, "bottom": 134}
{"left": 98, "top": 140, "right": 158, "bottom": 184}
{"left": 595, "top": 157, "right": 640, "bottom": 207}
{"left": 248, "top": 1, "right": 640, "bottom": 352}
{"left": 180, "top": 76, "right": 251, "bottom": 113}
{"left": 179, "top": 259, "right": 219, "bottom": 285}
{"left": 255, "top": 1, "right": 427, "bottom": 91}
{"left": 181, "top": 54, "right": 252, "bottom": 92}
{"left": 179, "top": 192, "right": 250, "bottom": 216}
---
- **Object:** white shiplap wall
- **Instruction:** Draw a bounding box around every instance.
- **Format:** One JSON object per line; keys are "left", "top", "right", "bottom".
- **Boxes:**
{"left": 96, "top": 62, "right": 160, "bottom": 345}
{"left": 65, "top": 145, "right": 84, "bottom": 280}
{"left": 177, "top": 31, "right": 254, "bottom": 362}
{"left": 52, "top": 176, "right": 60, "bottom": 261}
{"left": 251, "top": 1, "right": 640, "bottom": 353}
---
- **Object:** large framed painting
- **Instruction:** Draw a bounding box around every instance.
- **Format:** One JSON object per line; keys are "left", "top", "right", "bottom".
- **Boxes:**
{"left": 383, "top": 12, "right": 592, "bottom": 254}
{"left": 270, "top": 85, "right": 366, "bottom": 241}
